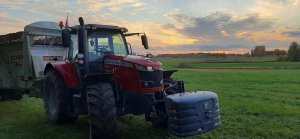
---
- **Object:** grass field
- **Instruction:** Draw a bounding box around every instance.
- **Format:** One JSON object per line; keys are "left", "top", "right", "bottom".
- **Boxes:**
{"left": 1, "top": 57, "right": 300, "bottom": 139}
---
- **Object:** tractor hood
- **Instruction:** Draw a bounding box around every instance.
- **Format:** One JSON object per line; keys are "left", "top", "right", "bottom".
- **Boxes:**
{"left": 124, "top": 55, "right": 162, "bottom": 69}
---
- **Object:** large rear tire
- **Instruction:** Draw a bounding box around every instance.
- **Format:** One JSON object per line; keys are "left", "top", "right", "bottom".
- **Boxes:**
{"left": 86, "top": 83, "right": 118, "bottom": 139}
{"left": 44, "top": 70, "right": 77, "bottom": 124}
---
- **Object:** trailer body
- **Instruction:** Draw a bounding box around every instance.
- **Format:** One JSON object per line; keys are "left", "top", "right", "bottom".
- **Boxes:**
{"left": 0, "top": 22, "right": 68, "bottom": 97}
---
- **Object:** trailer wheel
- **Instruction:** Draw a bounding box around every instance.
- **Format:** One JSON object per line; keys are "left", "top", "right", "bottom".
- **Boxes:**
{"left": 86, "top": 83, "right": 118, "bottom": 139}
{"left": 44, "top": 70, "right": 77, "bottom": 124}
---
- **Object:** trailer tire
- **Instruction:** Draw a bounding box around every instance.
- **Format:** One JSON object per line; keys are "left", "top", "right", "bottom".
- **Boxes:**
{"left": 86, "top": 83, "right": 118, "bottom": 139}
{"left": 44, "top": 70, "right": 77, "bottom": 124}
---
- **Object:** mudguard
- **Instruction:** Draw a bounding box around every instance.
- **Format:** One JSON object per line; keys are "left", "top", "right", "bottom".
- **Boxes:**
{"left": 163, "top": 70, "right": 178, "bottom": 79}
{"left": 44, "top": 62, "right": 80, "bottom": 88}
{"left": 165, "top": 91, "right": 221, "bottom": 137}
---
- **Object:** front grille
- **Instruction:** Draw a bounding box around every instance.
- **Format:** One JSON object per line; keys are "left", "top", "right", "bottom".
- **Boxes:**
{"left": 139, "top": 70, "right": 163, "bottom": 88}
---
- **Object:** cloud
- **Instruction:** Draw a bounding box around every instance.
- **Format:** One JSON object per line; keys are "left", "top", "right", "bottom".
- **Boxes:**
{"left": 248, "top": 0, "right": 300, "bottom": 28}
{"left": 164, "top": 9, "right": 190, "bottom": 23}
{"left": 76, "top": 0, "right": 145, "bottom": 13}
{"left": 184, "top": 12, "right": 273, "bottom": 36}
{"left": 0, "top": 12, "right": 28, "bottom": 34}
{"left": 152, "top": 10, "right": 299, "bottom": 54}
{"left": 282, "top": 31, "right": 300, "bottom": 37}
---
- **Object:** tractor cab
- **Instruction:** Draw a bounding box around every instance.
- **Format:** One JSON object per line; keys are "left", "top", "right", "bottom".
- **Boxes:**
{"left": 69, "top": 24, "right": 130, "bottom": 74}
{"left": 64, "top": 21, "right": 151, "bottom": 75}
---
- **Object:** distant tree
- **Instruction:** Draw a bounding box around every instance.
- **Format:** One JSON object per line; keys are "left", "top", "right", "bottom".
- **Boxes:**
{"left": 253, "top": 45, "right": 266, "bottom": 57}
{"left": 250, "top": 49, "right": 255, "bottom": 57}
{"left": 288, "top": 42, "right": 300, "bottom": 61}
{"left": 273, "top": 49, "right": 287, "bottom": 56}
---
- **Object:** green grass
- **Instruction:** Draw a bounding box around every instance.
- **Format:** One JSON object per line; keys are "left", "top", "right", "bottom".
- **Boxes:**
{"left": 1, "top": 57, "right": 300, "bottom": 139}
{"left": 159, "top": 57, "right": 300, "bottom": 69}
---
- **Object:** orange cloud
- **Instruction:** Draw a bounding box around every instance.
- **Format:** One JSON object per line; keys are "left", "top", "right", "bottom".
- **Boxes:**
{"left": 90, "top": 20, "right": 202, "bottom": 47}
{"left": 235, "top": 30, "right": 297, "bottom": 43}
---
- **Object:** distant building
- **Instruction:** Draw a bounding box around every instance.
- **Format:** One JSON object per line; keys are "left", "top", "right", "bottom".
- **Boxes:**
{"left": 265, "top": 51, "right": 274, "bottom": 56}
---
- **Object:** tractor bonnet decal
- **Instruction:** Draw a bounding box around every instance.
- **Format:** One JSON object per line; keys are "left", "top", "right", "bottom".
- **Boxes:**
{"left": 106, "top": 59, "right": 133, "bottom": 68}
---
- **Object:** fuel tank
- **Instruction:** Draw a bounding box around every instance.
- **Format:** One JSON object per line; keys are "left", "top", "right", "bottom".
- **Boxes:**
{"left": 165, "top": 91, "right": 221, "bottom": 137}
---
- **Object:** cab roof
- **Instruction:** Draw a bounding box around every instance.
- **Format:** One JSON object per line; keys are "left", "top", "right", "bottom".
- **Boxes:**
{"left": 72, "top": 24, "right": 128, "bottom": 32}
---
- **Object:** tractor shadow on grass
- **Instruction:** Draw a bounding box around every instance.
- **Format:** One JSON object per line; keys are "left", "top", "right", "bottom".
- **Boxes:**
{"left": 118, "top": 114, "right": 174, "bottom": 139}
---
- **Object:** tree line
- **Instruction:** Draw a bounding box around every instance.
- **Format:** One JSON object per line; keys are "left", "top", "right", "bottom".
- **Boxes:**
{"left": 251, "top": 42, "right": 300, "bottom": 61}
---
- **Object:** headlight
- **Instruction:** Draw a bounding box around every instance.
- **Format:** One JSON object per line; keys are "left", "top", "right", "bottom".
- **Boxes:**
{"left": 76, "top": 53, "right": 84, "bottom": 59}
{"left": 77, "top": 59, "right": 84, "bottom": 64}
{"left": 135, "top": 64, "right": 153, "bottom": 71}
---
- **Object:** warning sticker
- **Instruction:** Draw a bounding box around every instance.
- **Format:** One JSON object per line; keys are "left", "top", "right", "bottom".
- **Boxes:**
{"left": 43, "top": 56, "right": 63, "bottom": 61}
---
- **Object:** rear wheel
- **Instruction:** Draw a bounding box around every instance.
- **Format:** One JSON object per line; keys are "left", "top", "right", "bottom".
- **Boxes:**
{"left": 44, "top": 70, "right": 77, "bottom": 124}
{"left": 86, "top": 83, "right": 118, "bottom": 139}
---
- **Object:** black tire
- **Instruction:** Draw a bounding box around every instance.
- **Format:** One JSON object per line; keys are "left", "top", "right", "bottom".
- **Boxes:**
{"left": 44, "top": 70, "right": 77, "bottom": 124}
{"left": 86, "top": 83, "right": 118, "bottom": 139}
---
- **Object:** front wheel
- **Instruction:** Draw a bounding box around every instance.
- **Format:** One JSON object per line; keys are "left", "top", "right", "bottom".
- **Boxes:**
{"left": 86, "top": 82, "right": 118, "bottom": 139}
{"left": 44, "top": 70, "right": 77, "bottom": 124}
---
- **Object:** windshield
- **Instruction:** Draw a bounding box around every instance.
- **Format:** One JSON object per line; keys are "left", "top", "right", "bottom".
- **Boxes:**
{"left": 88, "top": 32, "right": 128, "bottom": 61}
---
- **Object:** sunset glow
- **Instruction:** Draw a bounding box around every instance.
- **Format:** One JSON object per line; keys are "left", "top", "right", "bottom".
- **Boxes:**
{"left": 1, "top": 0, "right": 300, "bottom": 55}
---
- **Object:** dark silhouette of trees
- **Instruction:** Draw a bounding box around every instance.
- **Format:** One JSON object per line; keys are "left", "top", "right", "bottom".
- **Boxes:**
{"left": 253, "top": 45, "right": 266, "bottom": 57}
{"left": 273, "top": 49, "right": 287, "bottom": 56}
{"left": 288, "top": 42, "right": 300, "bottom": 61}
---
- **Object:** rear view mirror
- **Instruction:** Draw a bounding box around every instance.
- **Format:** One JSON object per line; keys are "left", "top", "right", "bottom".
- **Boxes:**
{"left": 141, "top": 35, "right": 149, "bottom": 49}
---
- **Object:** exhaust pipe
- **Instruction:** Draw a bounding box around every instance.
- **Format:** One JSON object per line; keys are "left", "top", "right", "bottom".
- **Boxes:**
{"left": 78, "top": 17, "right": 89, "bottom": 74}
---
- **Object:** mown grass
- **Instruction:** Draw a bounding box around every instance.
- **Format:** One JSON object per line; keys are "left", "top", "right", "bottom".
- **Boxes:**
{"left": 159, "top": 57, "right": 300, "bottom": 69}
{"left": 0, "top": 57, "right": 300, "bottom": 139}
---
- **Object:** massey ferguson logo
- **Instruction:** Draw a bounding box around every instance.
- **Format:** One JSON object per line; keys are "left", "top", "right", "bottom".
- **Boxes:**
{"left": 204, "top": 102, "right": 209, "bottom": 110}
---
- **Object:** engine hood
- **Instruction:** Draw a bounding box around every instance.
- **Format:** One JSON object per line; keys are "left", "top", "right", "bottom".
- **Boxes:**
{"left": 124, "top": 55, "right": 162, "bottom": 68}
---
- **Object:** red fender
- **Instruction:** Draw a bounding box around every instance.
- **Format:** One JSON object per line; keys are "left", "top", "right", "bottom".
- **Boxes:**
{"left": 44, "top": 62, "right": 80, "bottom": 88}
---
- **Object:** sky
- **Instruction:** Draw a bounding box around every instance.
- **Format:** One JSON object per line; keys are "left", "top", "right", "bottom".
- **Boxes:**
{"left": 0, "top": 0, "right": 300, "bottom": 55}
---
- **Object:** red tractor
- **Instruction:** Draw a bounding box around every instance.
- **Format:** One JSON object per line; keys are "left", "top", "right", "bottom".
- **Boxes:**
{"left": 43, "top": 17, "right": 220, "bottom": 138}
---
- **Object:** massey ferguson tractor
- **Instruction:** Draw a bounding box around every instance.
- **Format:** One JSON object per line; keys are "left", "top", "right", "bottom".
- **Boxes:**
{"left": 0, "top": 17, "right": 220, "bottom": 138}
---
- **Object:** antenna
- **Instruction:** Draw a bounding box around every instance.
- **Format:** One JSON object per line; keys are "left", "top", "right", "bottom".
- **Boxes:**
{"left": 65, "top": 12, "right": 69, "bottom": 28}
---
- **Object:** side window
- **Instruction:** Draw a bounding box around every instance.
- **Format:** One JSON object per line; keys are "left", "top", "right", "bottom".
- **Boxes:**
{"left": 97, "top": 38, "right": 110, "bottom": 51}
{"left": 113, "top": 34, "right": 127, "bottom": 56}
{"left": 32, "top": 35, "right": 62, "bottom": 46}
{"left": 88, "top": 37, "right": 98, "bottom": 61}
{"left": 71, "top": 35, "right": 78, "bottom": 59}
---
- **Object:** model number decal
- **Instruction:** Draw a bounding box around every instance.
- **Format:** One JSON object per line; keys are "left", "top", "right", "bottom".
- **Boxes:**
{"left": 105, "top": 59, "right": 133, "bottom": 67}
{"left": 0, "top": 55, "right": 23, "bottom": 66}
